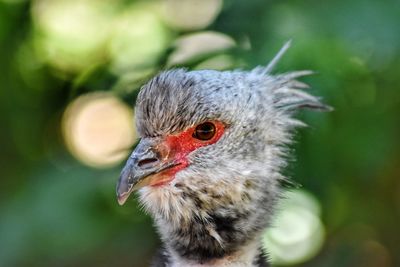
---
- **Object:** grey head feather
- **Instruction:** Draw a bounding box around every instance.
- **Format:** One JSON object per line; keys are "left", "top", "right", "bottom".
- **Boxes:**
{"left": 136, "top": 41, "right": 331, "bottom": 138}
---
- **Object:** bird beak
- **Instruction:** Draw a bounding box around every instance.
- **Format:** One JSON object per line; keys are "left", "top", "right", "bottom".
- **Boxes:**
{"left": 116, "top": 138, "right": 179, "bottom": 206}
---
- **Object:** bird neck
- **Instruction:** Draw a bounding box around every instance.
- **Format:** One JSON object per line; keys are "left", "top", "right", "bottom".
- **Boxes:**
{"left": 144, "top": 170, "right": 279, "bottom": 266}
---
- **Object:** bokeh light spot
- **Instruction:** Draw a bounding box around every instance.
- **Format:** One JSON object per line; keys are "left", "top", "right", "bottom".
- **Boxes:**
{"left": 195, "top": 54, "right": 235, "bottom": 70}
{"left": 62, "top": 93, "right": 136, "bottom": 168}
{"left": 162, "top": 0, "right": 223, "bottom": 30}
{"left": 108, "top": 4, "right": 170, "bottom": 75}
{"left": 168, "top": 31, "right": 235, "bottom": 66}
{"left": 263, "top": 189, "right": 325, "bottom": 265}
{"left": 31, "top": 0, "right": 115, "bottom": 73}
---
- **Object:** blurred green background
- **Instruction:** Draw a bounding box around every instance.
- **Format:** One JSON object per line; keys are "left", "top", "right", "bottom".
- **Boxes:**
{"left": 0, "top": 0, "right": 399, "bottom": 266}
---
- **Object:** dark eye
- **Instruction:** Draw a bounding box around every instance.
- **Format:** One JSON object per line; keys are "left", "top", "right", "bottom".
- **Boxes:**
{"left": 193, "top": 122, "right": 216, "bottom": 141}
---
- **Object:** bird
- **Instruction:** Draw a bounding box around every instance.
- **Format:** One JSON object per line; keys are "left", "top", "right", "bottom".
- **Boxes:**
{"left": 116, "top": 41, "right": 331, "bottom": 267}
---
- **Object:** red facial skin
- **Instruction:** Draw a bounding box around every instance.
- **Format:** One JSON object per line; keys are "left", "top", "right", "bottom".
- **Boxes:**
{"left": 149, "top": 121, "right": 225, "bottom": 187}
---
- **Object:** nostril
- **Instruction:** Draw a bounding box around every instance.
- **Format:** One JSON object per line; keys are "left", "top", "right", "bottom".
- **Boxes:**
{"left": 137, "top": 158, "right": 159, "bottom": 168}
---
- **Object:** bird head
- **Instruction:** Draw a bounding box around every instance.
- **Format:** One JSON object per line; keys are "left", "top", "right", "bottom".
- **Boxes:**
{"left": 116, "top": 43, "right": 331, "bottom": 261}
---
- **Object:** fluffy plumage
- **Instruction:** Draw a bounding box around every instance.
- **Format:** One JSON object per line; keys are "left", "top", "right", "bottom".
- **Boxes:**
{"left": 118, "top": 42, "right": 331, "bottom": 267}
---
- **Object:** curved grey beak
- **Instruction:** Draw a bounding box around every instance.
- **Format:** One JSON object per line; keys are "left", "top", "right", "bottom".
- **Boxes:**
{"left": 116, "top": 138, "right": 177, "bottom": 205}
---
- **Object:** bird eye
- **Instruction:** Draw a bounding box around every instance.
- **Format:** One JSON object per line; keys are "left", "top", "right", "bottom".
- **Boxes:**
{"left": 193, "top": 122, "right": 216, "bottom": 141}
